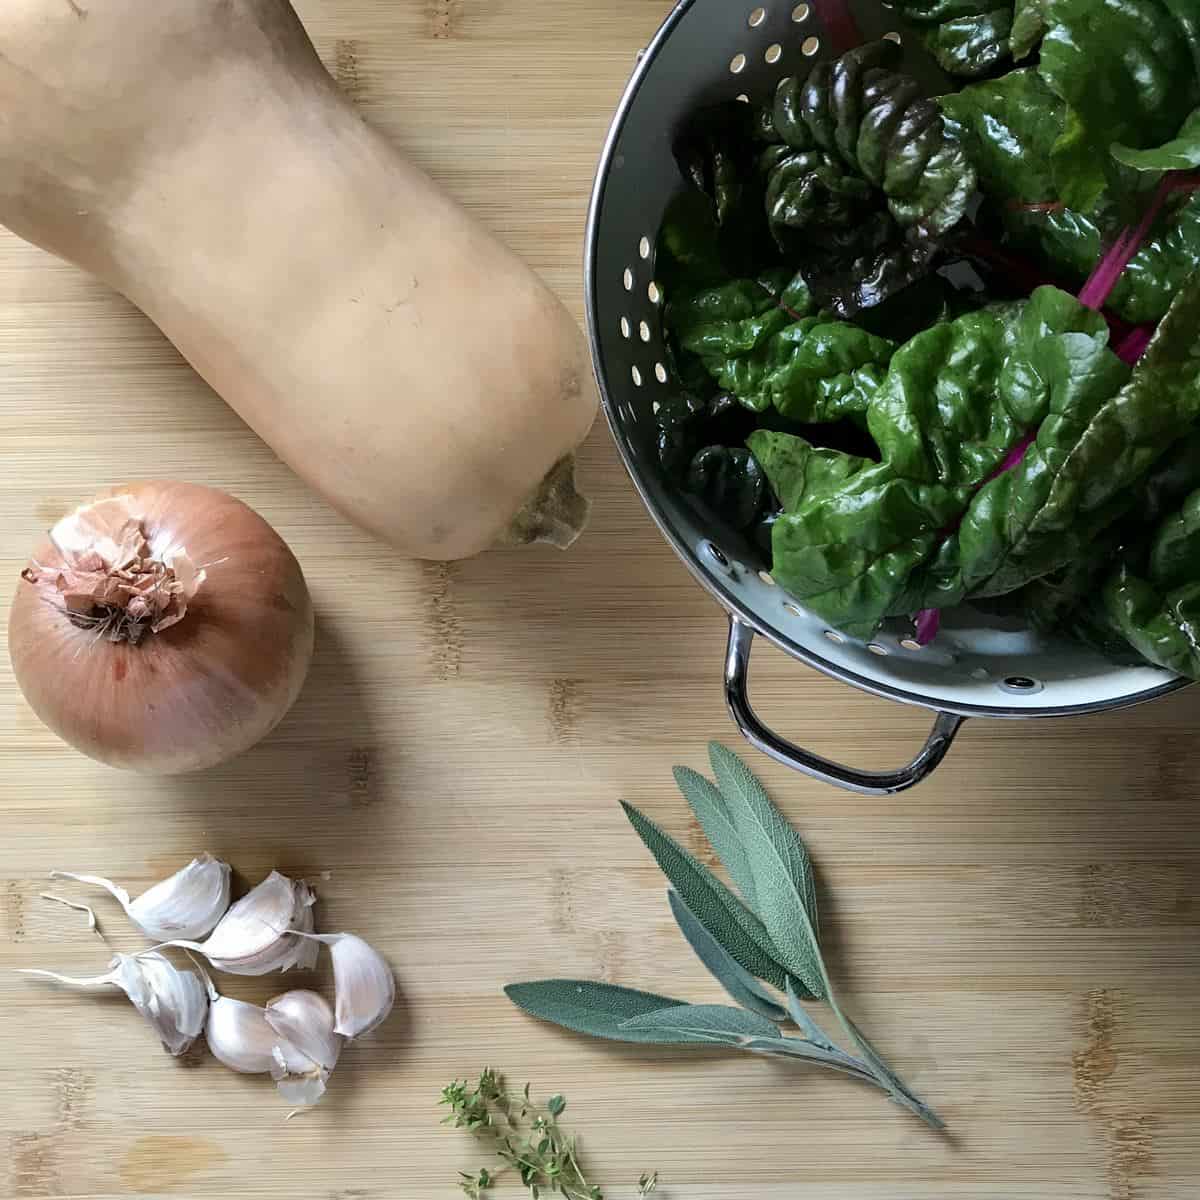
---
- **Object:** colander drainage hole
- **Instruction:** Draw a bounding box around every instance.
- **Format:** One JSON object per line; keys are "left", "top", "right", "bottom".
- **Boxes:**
{"left": 792, "top": 3, "right": 810, "bottom": 20}
{"left": 703, "top": 542, "right": 730, "bottom": 570}
{"left": 1001, "top": 675, "right": 1043, "bottom": 695}
{"left": 749, "top": 6, "right": 767, "bottom": 27}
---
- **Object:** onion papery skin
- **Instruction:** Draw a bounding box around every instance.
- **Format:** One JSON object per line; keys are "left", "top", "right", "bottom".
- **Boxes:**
{"left": 8, "top": 481, "right": 314, "bottom": 773}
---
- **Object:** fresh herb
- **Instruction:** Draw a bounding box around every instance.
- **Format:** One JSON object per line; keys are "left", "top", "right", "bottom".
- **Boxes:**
{"left": 440, "top": 1069, "right": 658, "bottom": 1200}
{"left": 507, "top": 745, "right": 943, "bottom": 1129}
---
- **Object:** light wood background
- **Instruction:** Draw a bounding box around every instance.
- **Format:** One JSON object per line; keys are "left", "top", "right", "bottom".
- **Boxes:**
{"left": 3, "top": 2, "right": 1200, "bottom": 1198}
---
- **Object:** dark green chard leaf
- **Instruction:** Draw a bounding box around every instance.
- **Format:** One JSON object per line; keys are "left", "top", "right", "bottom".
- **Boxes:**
{"left": 1103, "top": 490, "right": 1200, "bottom": 677}
{"left": 1009, "top": 0, "right": 1048, "bottom": 57}
{"left": 665, "top": 101, "right": 780, "bottom": 284}
{"left": 955, "top": 272, "right": 1200, "bottom": 598}
{"left": 1113, "top": 107, "right": 1200, "bottom": 172}
{"left": 685, "top": 446, "right": 768, "bottom": 530}
{"left": 1037, "top": 0, "right": 1200, "bottom": 210}
{"left": 941, "top": 68, "right": 1200, "bottom": 324}
{"left": 762, "top": 40, "right": 975, "bottom": 316}
{"left": 746, "top": 287, "right": 1161, "bottom": 636}
{"left": 665, "top": 277, "right": 894, "bottom": 423}
{"left": 890, "top": 1, "right": 1016, "bottom": 78}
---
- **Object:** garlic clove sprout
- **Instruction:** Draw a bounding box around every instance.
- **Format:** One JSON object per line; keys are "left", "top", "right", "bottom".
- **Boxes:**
{"left": 265, "top": 989, "right": 342, "bottom": 1072}
{"left": 19, "top": 951, "right": 208, "bottom": 1055}
{"left": 296, "top": 932, "right": 395, "bottom": 1039}
{"left": 168, "top": 870, "right": 315, "bottom": 975}
{"left": 49, "top": 853, "right": 232, "bottom": 941}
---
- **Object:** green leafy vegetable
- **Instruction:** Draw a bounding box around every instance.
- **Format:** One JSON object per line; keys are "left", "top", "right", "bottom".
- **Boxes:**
{"left": 1037, "top": 0, "right": 1200, "bottom": 210}
{"left": 508, "top": 746, "right": 942, "bottom": 1128}
{"left": 1102, "top": 489, "right": 1200, "bottom": 675}
{"left": 1010, "top": 0, "right": 1048, "bottom": 57}
{"left": 942, "top": 69, "right": 1200, "bottom": 324}
{"left": 664, "top": 276, "right": 894, "bottom": 422}
{"left": 684, "top": 446, "right": 768, "bottom": 530}
{"left": 762, "top": 40, "right": 975, "bottom": 313}
{"left": 890, "top": 1, "right": 1018, "bottom": 77}
{"left": 1113, "top": 108, "right": 1200, "bottom": 172}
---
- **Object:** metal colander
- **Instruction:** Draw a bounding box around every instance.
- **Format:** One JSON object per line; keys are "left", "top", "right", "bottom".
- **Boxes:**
{"left": 584, "top": 0, "right": 1188, "bottom": 793}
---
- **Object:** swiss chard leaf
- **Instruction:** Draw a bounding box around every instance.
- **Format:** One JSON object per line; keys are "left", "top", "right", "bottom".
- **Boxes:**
{"left": 685, "top": 446, "right": 768, "bottom": 531}
{"left": 893, "top": 2, "right": 1017, "bottom": 78}
{"left": 1113, "top": 107, "right": 1200, "bottom": 172}
{"left": 956, "top": 271, "right": 1200, "bottom": 597}
{"left": 1010, "top": 0, "right": 1048, "bottom": 57}
{"left": 1037, "top": 0, "right": 1200, "bottom": 210}
{"left": 771, "top": 40, "right": 976, "bottom": 238}
{"left": 750, "top": 288, "right": 1146, "bottom": 636}
{"left": 941, "top": 68, "right": 1200, "bottom": 324}
{"left": 666, "top": 278, "right": 894, "bottom": 423}
{"left": 1103, "top": 566, "right": 1200, "bottom": 677}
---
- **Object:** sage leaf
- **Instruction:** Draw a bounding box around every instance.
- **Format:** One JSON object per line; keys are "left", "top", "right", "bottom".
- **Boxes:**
{"left": 620, "top": 801, "right": 792, "bottom": 991}
{"left": 784, "top": 977, "right": 838, "bottom": 1053}
{"left": 504, "top": 980, "right": 704, "bottom": 1045}
{"left": 706, "top": 744, "right": 825, "bottom": 997}
{"left": 621, "top": 1003, "right": 780, "bottom": 1042}
{"left": 672, "top": 766, "right": 757, "bottom": 907}
{"left": 708, "top": 743, "right": 818, "bottom": 928}
{"left": 667, "top": 889, "right": 792, "bottom": 1021}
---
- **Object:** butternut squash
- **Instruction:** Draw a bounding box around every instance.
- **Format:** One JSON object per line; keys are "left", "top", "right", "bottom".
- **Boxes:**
{"left": 0, "top": 0, "right": 597, "bottom": 559}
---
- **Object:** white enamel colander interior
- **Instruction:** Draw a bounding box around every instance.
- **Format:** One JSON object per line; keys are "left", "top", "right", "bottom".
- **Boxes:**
{"left": 585, "top": 0, "right": 1187, "bottom": 730}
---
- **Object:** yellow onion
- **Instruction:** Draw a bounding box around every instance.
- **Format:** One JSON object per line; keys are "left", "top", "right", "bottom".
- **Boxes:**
{"left": 8, "top": 481, "right": 314, "bottom": 773}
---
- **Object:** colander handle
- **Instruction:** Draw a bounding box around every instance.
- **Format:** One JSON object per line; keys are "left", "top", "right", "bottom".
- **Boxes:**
{"left": 724, "top": 618, "right": 965, "bottom": 795}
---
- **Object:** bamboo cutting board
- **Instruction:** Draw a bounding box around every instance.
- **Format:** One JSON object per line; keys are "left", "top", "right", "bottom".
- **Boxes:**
{"left": 2, "top": 3, "right": 1200, "bottom": 1198}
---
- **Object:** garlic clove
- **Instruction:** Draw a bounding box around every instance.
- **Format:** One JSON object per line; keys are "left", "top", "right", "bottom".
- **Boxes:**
{"left": 205, "top": 994, "right": 283, "bottom": 1074}
{"left": 126, "top": 853, "right": 231, "bottom": 940}
{"left": 265, "top": 989, "right": 342, "bottom": 1072}
{"left": 177, "top": 870, "right": 315, "bottom": 976}
{"left": 19, "top": 951, "right": 208, "bottom": 1056}
{"left": 207, "top": 987, "right": 331, "bottom": 1107}
{"left": 296, "top": 932, "right": 395, "bottom": 1039}
{"left": 113, "top": 953, "right": 208, "bottom": 1055}
{"left": 49, "top": 853, "right": 232, "bottom": 941}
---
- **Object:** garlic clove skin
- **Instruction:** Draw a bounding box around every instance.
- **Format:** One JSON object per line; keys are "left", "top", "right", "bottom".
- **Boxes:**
{"left": 265, "top": 989, "right": 342, "bottom": 1072}
{"left": 49, "top": 853, "right": 232, "bottom": 941}
{"left": 298, "top": 932, "right": 396, "bottom": 1039}
{"left": 19, "top": 951, "right": 208, "bottom": 1056}
{"left": 177, "top": 870, "right": 315, "bottom": 975}
{"left": 114, "top": 953, "right": 208, "bottom": 1055}
{"left": 205, "top": 994, "right": 283, "bottom": 1074}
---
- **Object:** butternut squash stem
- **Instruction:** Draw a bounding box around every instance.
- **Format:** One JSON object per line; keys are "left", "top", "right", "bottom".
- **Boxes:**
{"left": 498, "top": 454, "right": 591, "bottom": 550}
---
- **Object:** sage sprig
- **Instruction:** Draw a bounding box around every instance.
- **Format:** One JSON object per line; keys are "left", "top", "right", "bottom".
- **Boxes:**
{"left": 506, "top": 743, "right": 943, "bottom": 1129}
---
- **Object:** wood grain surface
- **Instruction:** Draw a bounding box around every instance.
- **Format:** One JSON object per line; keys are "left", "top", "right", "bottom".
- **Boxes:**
{"left": 2, "top": 3, "right": 1200, "bottom": 1198}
